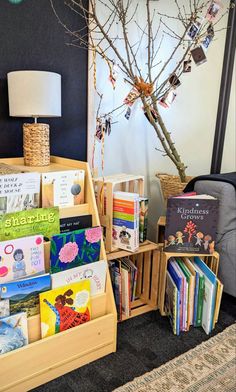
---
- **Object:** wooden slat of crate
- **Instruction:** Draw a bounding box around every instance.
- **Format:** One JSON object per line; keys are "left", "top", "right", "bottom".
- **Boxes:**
{"left": 150, "top": 248, "right": 161, "bottom": 308}
{"left": 136, "top": 253, "right": 144, "bottom": 296}
{"left": 140, "top": 251, "right": 151, "bottom": 302}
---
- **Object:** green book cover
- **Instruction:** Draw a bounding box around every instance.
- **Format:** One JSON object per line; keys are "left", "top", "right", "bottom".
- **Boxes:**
{"left": 193, "top": 262, "right": 205, "bottom": 327}
{"left": 0, "top": 207, "right": 60, "bottom": 240}
{"left": 113, "top": 211, "right": 135, "bottom": 222}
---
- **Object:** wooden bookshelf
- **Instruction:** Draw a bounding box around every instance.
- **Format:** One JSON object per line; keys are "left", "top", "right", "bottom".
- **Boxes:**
{"left": 107, "top": 241, "right": 162, "bottom": 320}
{"left": 0, "top": 156, "right": 117, "bottom": 392}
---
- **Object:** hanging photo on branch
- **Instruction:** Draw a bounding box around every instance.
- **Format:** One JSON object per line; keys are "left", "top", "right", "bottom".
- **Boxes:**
{"left": 183, "top": 59, "right": 192, "bottom": 73}
{"left": 187, "top": 21, "right": 201, "bottom": 40}
{"left": 191, "top": 46, "right": 207, "bottom": 66}
{"left": 169, "top": 73, "right": 181, "bottom": 88}
{"left": 124, "top": 106, "right": 131, "bottom": 120}
{"left": 206, "top": 1, "right": 222, "bottom": 21}
{"left": 202, "top": 35, "right": 213, "bottom": 50}
{"left": 158, "top": 89, "right": 177, "bottom": 109}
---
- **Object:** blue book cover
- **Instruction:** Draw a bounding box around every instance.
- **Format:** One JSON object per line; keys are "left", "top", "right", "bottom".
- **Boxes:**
{"left": 194, "top": 257, "right": 217, "bottom": 331}
{"left": 167, "top": 260, "right": 182, "bottom": 334}
{"left": 0, "top": 312, "right": 28, "bottom": 355}
{"left": 50, "top": 226, "right": 102, "bottom": 274}
{"left": 0, "top": 274, "right": 51, "bottom": 317}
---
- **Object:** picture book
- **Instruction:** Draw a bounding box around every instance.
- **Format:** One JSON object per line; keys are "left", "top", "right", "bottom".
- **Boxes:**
{"left": 51, "top": 260, "right": 107, "bottom": 296}
{"left": 0, "top": 274, "right": 51, "bottom": 317}
{"left": 0, "top": 235, "right": 45, "bottom": 284}
{"left": 165, "top": 270, "right": 179, "bottom": 335}
{"left": 139, "top": 197, "right": 148, "bottom": 243}
{"left": 60, "top": 214, "right": 92, "bottom": 233}
{"left": 176, "top": 258, "right": 194, "bottom": 330}
{"left": 0, "top": 299, "right": 10, "bottom": 319}
{"left": 109, "top": 260, "right": 122, "bottom": 322}
{"left": 0, "top": 312, "right": 28, "bottom": 355}
{"left": 42, "top": 170, "right": 85, "bottom": 208}
{"left": 121, "top": 265, "right": 130, "bottom": 318}
{"left": 40, "top": 280, "right": 91, "bottom": 338}
{"left": 0, "top": 172, "right": 40, "bottom": 215}
{"left": 213, "top": 279, "right": 223, "bottom": 329}
{"left": 164, "top": 195, "right": 219, "bottom": 253}
{"left": 167, "top": 260, "right": 181, "bottom": 334}
{"left": 122, "top": 257, "right": 137, "bottom": 302}
{"left": 182, "top": 257, "right": 196, "bottom": 326}
{"left": 50, "top": 226, "right": 102, "bottom": 274}
{"left": 172, "top": 260, "right": 188, "bottom": 331}
{"left": 112, "top": 191, "right": 139, "bottom": 252}
{"left": 0, "top": 207, "right": 60, "bottom": 241}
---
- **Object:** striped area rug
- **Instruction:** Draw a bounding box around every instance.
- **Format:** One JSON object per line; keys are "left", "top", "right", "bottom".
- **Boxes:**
{"left": 114, "top": 324, "right": 236, "bottom": 392}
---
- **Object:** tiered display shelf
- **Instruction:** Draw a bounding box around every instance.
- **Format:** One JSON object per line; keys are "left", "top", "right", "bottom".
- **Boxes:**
{"left": 0, "top": 156, "right": 117, "bottom": 392}
{"left": 93, "top": 173, "right": 144, "bottom": 252}
{"left": 107, "top": 241, "right": 161, "bottom": 320}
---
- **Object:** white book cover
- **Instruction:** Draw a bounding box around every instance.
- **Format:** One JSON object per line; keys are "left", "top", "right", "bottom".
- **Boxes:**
{"left": 165, "top": 271, "right": 178, "bottom": 335}
{"left": 51, "top": 260, "right": 107, "bottom": 296}
{"left": 201, "top": 276, "right": 215, "bottom": 334}
{"left": 42, "top": 170, "right": 85, "bottom": 208}
{"left": 0, "top": 312, "right": 28, "bottom": 355}
{"left": 0, "top": 235, "right": 45, "bottom": 283}
{"left": 0, "top": 172, "right": 40, "bottom": 214}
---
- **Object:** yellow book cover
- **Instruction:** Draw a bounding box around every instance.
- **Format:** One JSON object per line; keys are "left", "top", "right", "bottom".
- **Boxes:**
{"left": 40, "top": 280, "right": 91, "bottom": 338}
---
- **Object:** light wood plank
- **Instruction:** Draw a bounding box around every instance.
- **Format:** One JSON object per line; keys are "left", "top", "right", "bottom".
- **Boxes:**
{"left": 141, "top": 251, "right": 151, "bottom": 302}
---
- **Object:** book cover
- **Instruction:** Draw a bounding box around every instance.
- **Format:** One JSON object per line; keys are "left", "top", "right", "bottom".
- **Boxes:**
{"left": 112, "top": 192, "right": 139, "bottom": 252}
{"left": 0, "top": 207, "right": 60, "bottom": 241}
{"left": 0, "top": 312, "right": 28, "bottom": 355}
{"left": 51, "top": 260, "right": 107, "bottom": 296}
{"left": 176, "top": 258, "right": 194, "bottom": 330}
{"left": 60, "top": 214, "right": 92, "bottom": 233}
{"left": 167, "top": 261, "right": 181, "bottom": 334}
{"left": 139, "top": 197, "right": 148, "bottom": 243}
{"left": 42, "top": 170, "right": 85, "bottom": 208}
{"left": 164, "top": 196, "right": 219, "bottom": 253}
{"left": 164, "top": 270, "right": 179, "bottom": 335}
{"left": 0, "top": 235, "right": 45, "bottom": 284}
{"left": 0, "top": 274, "right": 51, "bottom": 317}
{"left": 0, "top": 172, "right": 40, "bottom": 215}
{"left": 213, "top": 279, "right": 223, "bottom": 328}
{"left": 121, "top": 265, "right": 130, "bottom": 317}
{"left": 182, "top": 257, "right": 196, "bottom": 325}
{"left": 0, "top": 299, "right": 10, "bottom": 319}
{"left": 50, "top": 226, "right": 102, "bottom": 274}
{"left": 109, "top": 259, "right": 122, "bottom": 321}
{"left": 192, "top": 262, "right": 205, "bottom": 327}
{"left": 172, "top": 260, "right": 188, "bottom": 331}
{"left": 40, "top": 280, "right": 91, "bottom": 338}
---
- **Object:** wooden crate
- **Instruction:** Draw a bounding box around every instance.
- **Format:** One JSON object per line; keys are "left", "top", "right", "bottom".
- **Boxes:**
{"left": 158, "top": 250, "right": 220, "bottom": 315}
{"left": 0, "top": 156, "right": 117, "bottom": 392}
{"left": 93, "top": 173, "right": 144, "bottom": 252}
{"left": 156, "top": 216, "right": 166, "bottom": 243}
{"left": 107, "top": 241, "right": 161, "bottom": 320}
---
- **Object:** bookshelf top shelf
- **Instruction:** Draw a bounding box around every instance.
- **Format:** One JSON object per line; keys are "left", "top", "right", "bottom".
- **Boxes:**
{"left": 106, "top": 240, "right": 159, "bottom": 261}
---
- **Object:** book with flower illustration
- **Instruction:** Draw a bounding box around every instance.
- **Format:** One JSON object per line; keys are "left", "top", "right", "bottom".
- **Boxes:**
{"left": 50, "top": 226, "right": 102, "bottom": 274}
{"left": 42, "top": 170, "right": 85, "bottom": 208}
{"left": 0, "top": 312, "right": 28, "bottom": 355}
{"left": 0, "top": 274, "right": 51, "bottom": 317}
{"left": 39, "top": 280, "right": 91, "bottom": 338}
{"left": 164, "top": 195, "right": 219, "bottom": 254}
{"left": 0, "top": 235, "right": 45, "bottom": 284}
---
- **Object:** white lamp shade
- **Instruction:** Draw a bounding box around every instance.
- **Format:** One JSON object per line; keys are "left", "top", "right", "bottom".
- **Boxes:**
{"left": 7, "top": 70, "right": 61, "bottom": 118}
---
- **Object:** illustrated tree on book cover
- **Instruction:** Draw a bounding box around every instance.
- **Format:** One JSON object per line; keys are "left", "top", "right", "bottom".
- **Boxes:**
{"left": 50, "top": 0, "right": 233, "bottom": 182}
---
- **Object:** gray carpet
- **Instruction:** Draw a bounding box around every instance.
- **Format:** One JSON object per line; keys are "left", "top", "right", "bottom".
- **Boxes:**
{"left": 32, "top": 293, "right": 236, "bottom": 392}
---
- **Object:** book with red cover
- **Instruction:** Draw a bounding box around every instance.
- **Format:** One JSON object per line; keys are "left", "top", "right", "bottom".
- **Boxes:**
{"left": 164, "top": 195, "right": 218, "bottom": 254}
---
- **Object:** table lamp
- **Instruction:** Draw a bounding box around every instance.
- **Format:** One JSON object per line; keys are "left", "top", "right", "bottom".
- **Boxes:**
{"left": 7, "top": 70, "right": 61, "bottom": 166}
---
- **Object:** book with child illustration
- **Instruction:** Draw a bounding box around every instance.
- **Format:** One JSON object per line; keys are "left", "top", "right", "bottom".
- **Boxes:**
{"left": 164, "top": 195, "right": 219, "bottom": 254}
{"left": 0, "top": 235, "right": 45, "bottom": 284}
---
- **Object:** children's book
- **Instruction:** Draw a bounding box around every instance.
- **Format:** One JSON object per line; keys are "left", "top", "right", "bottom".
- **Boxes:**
{"left": 167, "top": 260, "right": 181, "bottom": 334}
{"left": 0, "top": 235, "right": 45, "bottom": 284}
{"left": 0, "top": 299, "right": 10, "bottom": 319}
{"left": 0, "top": 207, "right": 60, "bottom": 241}
{"left": 139, "top": 197, "right": 148, "bottom": 243}
{"left": 60, "top": 214, "right": 92, "bottom": 233}
{"left": 182, "top": 257, "right": 196, "bottom": 325}
{"left": 51, "top": 260, "right": 107, "bottom": 296}
{"left": 109, "top": 260, "right": 122, "bottom": 322}
{"left": 164, "top": 195, "right": 219, "bottom": 253}
{"left": 172, "top": 259, "right": 188, "bottom": 331}
{"left": 191, "top": 261, "right": 205, "bottom": 327}
{"left": 40, "top": 280, "right": 91, "bottom": 338}
{"left": 164, "top": 270, "right": 179, "bottom": 335}
{"left": 113, "top": 191, "right": 139, "bottom": 252}
{"left": 213, "top": 279, "right": 223, "bottom": 329}
{"left": 176, "top": 258, "right": 194, "bottom": 330}
{"left": 0, "top": 274, "right": 51, "bottom": 317}
{"left": 0, "top": 312, "right": 28, "bottom": 355}
{"left": 50, "top": 226, "right": 102, "bottom": 274}
{"left": 121, "top": 264, "right": 130, "bottom": 318}
{"left": 0, "top": 172, "right": 40, "bottom": 215}
{"left": 42, "top": 170, "right": 85, "bottom": 208}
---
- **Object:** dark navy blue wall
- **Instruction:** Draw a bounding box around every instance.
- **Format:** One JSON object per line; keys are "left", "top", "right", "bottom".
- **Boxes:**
{"left": 0, "top": 0, "right": 88, "bottom": 161}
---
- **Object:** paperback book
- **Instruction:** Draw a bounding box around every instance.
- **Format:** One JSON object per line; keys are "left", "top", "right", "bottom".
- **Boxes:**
{"left": 0, "top": 207, "right": 60, "bottom": 241}
{"left": 164, "top": 195, "right": 219, "bottom": 253}
{"left": 139, "top": 197, "right": 148, "bottom": 243}
{"left": 109, "top": 260, "right": 122, "bottom": 321}
{"left": 42, "top": 170, "right": 85, "bottom": 208}
{"left": 0, "top": 274, "right": 51, "bottom": 317}
{"left": 0, "top": 312, "right": 28, "bottom": 355}
{"left": 0, "top": 172, "right": 40, "bottom": 215}
{"left": 40, "top": 280, "right": 91, "bottom": 338}
{"left": 0, "top": 235, "right": 45, "bottom": 284}
{"left": 112, "top": 191, "right": 139, "bottom": 252}
{"left": 51, "top": 260, "right": 107, "bottom": 296}
{"left": 164, "top": 270, "right": 179, "bottom": 335}
{"left": 50, "top": 226, "right": 102, "bottom": 274}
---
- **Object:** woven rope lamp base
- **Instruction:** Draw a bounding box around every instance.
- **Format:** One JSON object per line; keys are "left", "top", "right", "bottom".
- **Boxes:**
{"left": 23, "top": 123, "right": 50, "bottom": 166}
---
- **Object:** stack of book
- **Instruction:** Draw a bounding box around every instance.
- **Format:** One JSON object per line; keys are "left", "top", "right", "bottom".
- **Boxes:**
{"left": 165, "top": 256, "right": 223, "bottom": 335}
{"left": 109, "top": 257, "right": 137, "bottom": 321}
